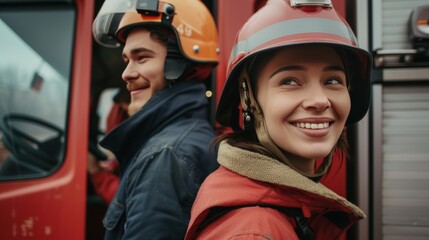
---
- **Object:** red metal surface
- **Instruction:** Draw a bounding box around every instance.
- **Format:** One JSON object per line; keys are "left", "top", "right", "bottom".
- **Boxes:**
{"left": 0, "top": 0, "right": 93, "bottom": 238}
{"left": 215, "top": 0, "right": 253, "bottom": 106}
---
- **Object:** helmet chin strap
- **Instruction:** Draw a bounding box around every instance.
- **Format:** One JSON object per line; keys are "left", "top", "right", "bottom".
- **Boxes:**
{"left": 164, "top": 39, "right": 191, "bottom": 84}
{"left": 164, "top": 58, "right": 190, "bottom": 84}
{"left": 238, "top": 67, "right": 332, "bottom": 181}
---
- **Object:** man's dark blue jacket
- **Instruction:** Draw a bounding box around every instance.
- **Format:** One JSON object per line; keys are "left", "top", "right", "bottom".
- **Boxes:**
{"left": 100, "top": 80, "right": 218, "bottom": 239}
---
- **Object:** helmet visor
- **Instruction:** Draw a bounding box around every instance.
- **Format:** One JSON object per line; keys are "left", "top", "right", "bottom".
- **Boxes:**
{"left": 93, "top": 0, "right": 174, "bottom": 48}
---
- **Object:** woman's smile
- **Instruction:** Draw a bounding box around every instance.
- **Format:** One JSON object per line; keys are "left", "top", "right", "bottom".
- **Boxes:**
{"left": 290, "top": 119, "right": 333, "bottom": 138}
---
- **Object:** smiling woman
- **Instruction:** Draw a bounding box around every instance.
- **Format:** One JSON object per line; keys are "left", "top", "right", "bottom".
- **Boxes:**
{"left": 254, "top": 45, "right": 351, "bottom": 174}
{"left": 185, "top": 0, "right": 372, "bottom": 239}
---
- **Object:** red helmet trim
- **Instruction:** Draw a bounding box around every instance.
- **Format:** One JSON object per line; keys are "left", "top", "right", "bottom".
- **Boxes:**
{"left": 228, "top": 17, "right": 357, "bottom": 66}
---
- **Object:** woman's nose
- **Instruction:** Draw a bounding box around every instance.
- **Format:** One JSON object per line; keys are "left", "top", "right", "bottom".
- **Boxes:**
{"left": 302, "top": 86, "right": 331, "bottom": 111}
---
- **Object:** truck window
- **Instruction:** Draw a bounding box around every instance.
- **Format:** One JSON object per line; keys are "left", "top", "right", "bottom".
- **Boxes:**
{"left": 0, "top": 5, "right": 74, "bottom": 180}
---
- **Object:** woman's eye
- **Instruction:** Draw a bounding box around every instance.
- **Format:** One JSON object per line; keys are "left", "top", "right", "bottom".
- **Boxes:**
{"left": 326, "top": 78, "right": 344, "bottom": 85}
{"left": 280, "top": 78, "right": 299, "bottom": 86}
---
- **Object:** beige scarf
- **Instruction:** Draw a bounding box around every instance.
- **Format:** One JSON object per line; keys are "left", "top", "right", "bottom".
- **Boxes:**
{"left": 217, "top": 141, "right": 365, "bottom": 218}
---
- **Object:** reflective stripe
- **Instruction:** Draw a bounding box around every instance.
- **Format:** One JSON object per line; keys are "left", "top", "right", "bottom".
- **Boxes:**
{"left": 290, "top": 0, "right": 333, "bottom": 7}
{"left": 230, "top": 17, "right": 357, "bottom": 62}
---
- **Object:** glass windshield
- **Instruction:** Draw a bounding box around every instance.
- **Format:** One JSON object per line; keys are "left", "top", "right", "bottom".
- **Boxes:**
{"left": 0, "top": 5, "right": 74, "bottom": 180}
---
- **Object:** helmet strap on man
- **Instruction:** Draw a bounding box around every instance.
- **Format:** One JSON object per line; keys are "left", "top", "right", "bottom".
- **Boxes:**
{"left": 164, "top": 38, "right": 191, "bottom": 85}
{"left": 238, "top": 64, "right": 332, "bottom": 181}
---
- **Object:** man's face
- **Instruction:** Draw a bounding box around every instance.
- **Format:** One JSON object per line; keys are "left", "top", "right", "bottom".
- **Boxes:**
{"left": 121, "top": 28, "right": 168, "bottom": 116}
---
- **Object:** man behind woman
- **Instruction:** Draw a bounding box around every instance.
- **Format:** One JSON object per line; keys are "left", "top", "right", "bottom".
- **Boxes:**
{"left": 92, "top": 0, "right": 219, "bottom": 238}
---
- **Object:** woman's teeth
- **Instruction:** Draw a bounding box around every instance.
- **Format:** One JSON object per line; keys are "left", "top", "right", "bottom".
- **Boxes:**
{"left": 295, "top": 122, "right": 329, "bottom": 129}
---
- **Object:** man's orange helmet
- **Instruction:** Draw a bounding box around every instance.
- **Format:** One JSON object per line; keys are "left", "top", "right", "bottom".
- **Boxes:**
{"left": 93, "top": 0, "right": 219, "bottom": 64}
{"left": 216, "top": 0, "right": 372, "bottom": 130}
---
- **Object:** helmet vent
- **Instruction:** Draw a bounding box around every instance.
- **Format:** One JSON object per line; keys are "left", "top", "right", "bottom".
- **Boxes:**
{"left": 290, "top": 0, "right": 332, "bottom": 7}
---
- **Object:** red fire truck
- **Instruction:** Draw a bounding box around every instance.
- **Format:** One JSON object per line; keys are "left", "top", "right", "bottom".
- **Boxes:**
{"left": 1, "top": 0, "right": 428, "bottom": 239}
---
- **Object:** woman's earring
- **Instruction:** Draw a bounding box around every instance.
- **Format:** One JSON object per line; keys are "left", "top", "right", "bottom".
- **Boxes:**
{"left": 244, "top": 111, "right": 252, "bottom": 122}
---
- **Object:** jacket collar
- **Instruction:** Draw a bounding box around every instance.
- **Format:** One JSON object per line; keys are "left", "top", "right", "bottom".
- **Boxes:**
{"left": 186, "top": 141, "right": 365, "bottom": 239}
{"left": 217, "top": 141, "right": 365, "bottom": 218}
{"left": 100, "top": 80, "right": 209, "bottom": 164}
